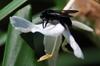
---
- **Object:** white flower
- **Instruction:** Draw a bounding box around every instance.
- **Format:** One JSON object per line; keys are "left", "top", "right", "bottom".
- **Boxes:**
{"left": 10, "top": 16, "right": 64, "bottom": 37}
{"left": 10, "top": 16, "right": 85, "bottom": 60}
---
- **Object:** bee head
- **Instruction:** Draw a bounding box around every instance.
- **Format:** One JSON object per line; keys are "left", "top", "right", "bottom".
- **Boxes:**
{"left": 40, "top": 9, "right": 56, "bottom": 19}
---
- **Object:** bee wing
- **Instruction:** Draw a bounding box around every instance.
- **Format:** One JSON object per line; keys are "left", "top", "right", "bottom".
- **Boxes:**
{"left": 61, "top": 10, "right": 78, "bottom": 17}
{"left": 62, "top": 10, "right": 78, "bottom": 14}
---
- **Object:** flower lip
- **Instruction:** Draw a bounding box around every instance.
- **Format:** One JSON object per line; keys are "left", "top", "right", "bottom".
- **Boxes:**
{"left": 31, "top": 23, "right": 65, "bottom": 37}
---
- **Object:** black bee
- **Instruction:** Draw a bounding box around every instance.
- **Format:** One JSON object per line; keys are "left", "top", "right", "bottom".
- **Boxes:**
{"left": 40, "top": 9, "right": 78, "bottom": 29}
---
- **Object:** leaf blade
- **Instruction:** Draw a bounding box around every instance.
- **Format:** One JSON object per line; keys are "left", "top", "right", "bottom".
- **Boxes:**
{"left": 0, "top": 0, "right": 27, "bottom": 20}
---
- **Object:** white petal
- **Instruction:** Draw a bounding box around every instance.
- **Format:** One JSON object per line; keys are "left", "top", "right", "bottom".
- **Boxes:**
{"left": 72, "top": 20, "right": 94, "bottom": 32}
{"left": 10, "top": 16, "right": 48, "bottom": 33}
{"left": 69, "top": 34, "right": 84, "bottom": 59}
{"left": 10, "top": 16, "right": 34, "bottom": 33}
{"left": 41, "top": 24, "right": 65, "bottom": 36}
{"left": 63, "top": 27, "right": 84, "bottom": 59}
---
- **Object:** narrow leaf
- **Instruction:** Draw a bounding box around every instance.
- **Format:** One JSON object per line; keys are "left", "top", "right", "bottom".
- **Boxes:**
{"left": 2, "top": 5, "right": 37, "bottom": 66}
{"left": 0, "top": 0, "right": 27, "bottom": 20}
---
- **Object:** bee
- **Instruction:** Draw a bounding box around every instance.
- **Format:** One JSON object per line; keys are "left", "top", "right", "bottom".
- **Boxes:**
{"left": 40, "top": 9, "right": 78, "bottom": 29}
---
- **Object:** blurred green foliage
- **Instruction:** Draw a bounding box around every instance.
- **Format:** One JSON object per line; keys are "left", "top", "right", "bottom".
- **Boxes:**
{"left": 0, "top": 0, "right": 100, "bottom": 66}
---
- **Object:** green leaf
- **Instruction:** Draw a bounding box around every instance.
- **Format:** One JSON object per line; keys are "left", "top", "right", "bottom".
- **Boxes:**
{"left": 0, "top": 32, "right": 7, "bottom": 45}
{"left": 2, "top": 24, "right": 24, "bottom": 66}
{"left": 0, "top": 0, "right": 27, "bottom": 20}
{"left": 14, "top": 40, "right": 36, "bottom": 66}
{"left": 2, "top": 5, "right": 37, "bottom": 66}
{"left": 57, "top": 48, "right": 100, "bottom": 66}
{"left": 2, "top": 4, "right": 47, "bottom": 66}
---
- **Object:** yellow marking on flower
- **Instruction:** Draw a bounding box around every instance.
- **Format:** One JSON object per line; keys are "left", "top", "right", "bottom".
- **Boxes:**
{"left": 37, "top": 54, "right": 53, "bottom": 62}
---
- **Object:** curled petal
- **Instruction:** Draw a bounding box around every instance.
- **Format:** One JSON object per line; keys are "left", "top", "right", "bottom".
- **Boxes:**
{"left": 72, "top": 20, "right": 94, "bottom": 32}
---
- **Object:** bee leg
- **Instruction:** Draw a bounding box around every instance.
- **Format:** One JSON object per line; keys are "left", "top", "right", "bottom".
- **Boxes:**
{"left": 44, "top": 20, "right": 48, "bottom": 28}
{"left": 42, "top": 19, "right": 48, "bottom": 28}
{"left": 42, "top": 20, "right": 45, "bottom": 28}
